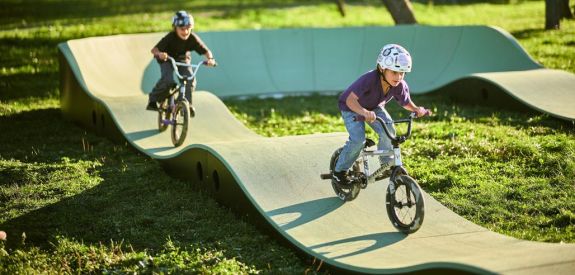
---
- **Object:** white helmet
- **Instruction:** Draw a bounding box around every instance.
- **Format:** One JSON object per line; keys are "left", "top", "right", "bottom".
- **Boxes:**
{"left": 377, "top": 44, "right": 412, "bottom": 73}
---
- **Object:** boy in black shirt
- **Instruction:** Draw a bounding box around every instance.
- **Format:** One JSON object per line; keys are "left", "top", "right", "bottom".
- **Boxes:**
{"left": 147, "top": 10, "right": 216, "bottom": 114}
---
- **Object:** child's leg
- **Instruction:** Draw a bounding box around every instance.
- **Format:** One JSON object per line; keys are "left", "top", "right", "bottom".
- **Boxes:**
{"left": 184, "top": 77, "right": 196, "bottom": 104}
{"left": 369, "top": 107, "right": 395, "bottom": 165}
{"left": 149, "top": 62, "right": 176, "bottom": 103}
{"left": 178, "top": 66, "right": 195, "bottom": 103}
{"left": 334, "top": 111, "right": 366, "bottom": 172}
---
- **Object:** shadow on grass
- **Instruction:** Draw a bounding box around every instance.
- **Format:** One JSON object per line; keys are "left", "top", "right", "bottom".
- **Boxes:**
{"left": 0, "top": 108, "right": 319, "bottom": 272}
{"left": 0, "top": 108, "right": 292, "bottom": 265}
{"left": 0, "top": 36, "right": 63, "bottom": 102}
{"left": 0, "top": 160, "right": 208, "bottom": 251}
{"left": 510, "top": 28, "right": 548, "bottom": 40}
{"left": 0, "top": 108, "right": 196, "bottom": 250}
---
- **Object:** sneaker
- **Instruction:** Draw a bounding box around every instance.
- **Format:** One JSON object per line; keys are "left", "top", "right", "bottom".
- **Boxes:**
{"left": 146, "top": 101, "right": 158, "bottom": 111}
{"left": 332, "top": 170, "right": 350, "bottom": 186}
{"left": 189, "top": 106, "right": 196, "bottom": 117}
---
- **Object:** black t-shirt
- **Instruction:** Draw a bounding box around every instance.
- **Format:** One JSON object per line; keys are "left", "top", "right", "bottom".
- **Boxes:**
{"left": 155, "top": 31, "right": 209, "bottom": 62}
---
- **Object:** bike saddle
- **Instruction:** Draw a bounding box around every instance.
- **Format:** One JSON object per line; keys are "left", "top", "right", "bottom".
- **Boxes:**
{"left": 364, "top": 138, "right": 376, "bottom": 148}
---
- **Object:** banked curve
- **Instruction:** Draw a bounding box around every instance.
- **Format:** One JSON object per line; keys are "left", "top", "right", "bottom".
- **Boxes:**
{"left": 58, "top": 26, "right": 575, "bottom": 274}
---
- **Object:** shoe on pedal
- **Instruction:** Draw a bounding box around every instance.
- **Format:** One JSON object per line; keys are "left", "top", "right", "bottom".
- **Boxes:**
{"left": 332, "top": 170, "right": 351, "bottom": 186}
{"left": 189, "top": 106, "right": 196, "bottom": 117}
{"left": 146, "top": 101, "right": 158, "bottom": 111}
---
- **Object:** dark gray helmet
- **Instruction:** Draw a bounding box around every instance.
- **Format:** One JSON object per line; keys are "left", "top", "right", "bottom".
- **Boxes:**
{"left": 172, "top": 10, "right": 194, "bottom": 28}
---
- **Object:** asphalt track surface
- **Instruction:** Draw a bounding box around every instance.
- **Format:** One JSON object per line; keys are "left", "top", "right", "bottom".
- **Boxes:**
{"left": 59, "top": 26, "right": 575, "bottom": 274}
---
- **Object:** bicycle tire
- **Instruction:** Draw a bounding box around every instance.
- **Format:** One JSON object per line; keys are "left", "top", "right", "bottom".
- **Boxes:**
{"left": 385, "top": 174, "right": 425, "bottom": 234}
{"left": 171, "top": 100, "right": 190, "bottom": 147}
{"left": 329, "top": 147, "right": 361, "bottom": 202}
{"left": 157, "top": 98, "right": 170, "bottom": 132}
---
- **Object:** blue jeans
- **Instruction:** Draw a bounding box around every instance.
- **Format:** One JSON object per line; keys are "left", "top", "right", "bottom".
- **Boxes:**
{"left": 334, "top": 107, "right": 396, "bottom": 172}
{"left": 149, "top": 61, "right": 196, "bottom": 103}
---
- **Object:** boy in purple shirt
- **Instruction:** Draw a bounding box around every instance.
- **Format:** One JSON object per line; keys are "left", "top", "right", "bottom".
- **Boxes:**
{"left": 146, "top": 10, "right": 217, "bottom": 115}
{"left": 333, "top": 44, "right": 431, "bottom": 185}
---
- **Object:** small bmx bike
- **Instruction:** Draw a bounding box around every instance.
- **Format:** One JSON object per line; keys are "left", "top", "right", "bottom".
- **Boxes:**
{"left": 157, "top": 56, "right": 215, "bottom": 147}
{"left": 321, "top": 112, "right": 426, "bottom": 234}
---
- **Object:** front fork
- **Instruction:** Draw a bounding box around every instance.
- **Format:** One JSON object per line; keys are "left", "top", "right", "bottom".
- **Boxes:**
{"left": 388, "top": 166, "right": 413, "bottom": 207}
{"left": 160, "top": 92, "right": 178, "bottom": 126}
{"left": 356, "top": 146, "right": 413, "bottom": 208}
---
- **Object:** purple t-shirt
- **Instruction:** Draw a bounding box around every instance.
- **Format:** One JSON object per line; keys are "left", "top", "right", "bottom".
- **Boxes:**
{"left": 338, "top": 70, "right": 411, "bottom": 112}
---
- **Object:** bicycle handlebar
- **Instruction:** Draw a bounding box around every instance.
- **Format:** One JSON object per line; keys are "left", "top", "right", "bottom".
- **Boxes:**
{"left": 166, "top": 56, "right": 217, "bottom": 81}
{"left": 354, "top": 112, "right": 418, "bottom": 143}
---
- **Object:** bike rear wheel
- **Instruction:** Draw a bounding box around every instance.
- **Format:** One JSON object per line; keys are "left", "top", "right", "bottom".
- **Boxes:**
{"left": 171, "top": 100, "right": 190, "bottom": 147}
{"left": 157, "top": 98, "right": 171, "bottom": 132}
{"left": 329, "top": 147, "right": 361, "bottom": 202}
{"left": 386, "top": 174, "right": 425, "bottom": 234}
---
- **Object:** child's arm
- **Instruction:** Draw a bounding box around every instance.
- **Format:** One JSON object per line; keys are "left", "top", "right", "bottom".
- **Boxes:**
{"left": 202, "top": 50, "right": 216, "bottom": 67}
{"left": 402, "top": 100, "right": 432, "bottom": 117}
{"left": 151, "top": 47, "right": 168, "bottom": 61}
{"left": 345, "top": 92, "right": 377, "bottom": 123}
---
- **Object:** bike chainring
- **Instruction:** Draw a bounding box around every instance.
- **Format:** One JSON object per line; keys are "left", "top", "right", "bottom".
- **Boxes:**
{"left": 350, "top": 172, "right": 367, "bottom": 189}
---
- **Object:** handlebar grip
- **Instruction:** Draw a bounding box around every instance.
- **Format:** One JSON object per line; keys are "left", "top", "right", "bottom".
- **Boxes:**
{"left": 202, "top": 60, "right": 218, "bottom": 67}
{"left": 353, "top": 116, "right": 366, "bottom": 122}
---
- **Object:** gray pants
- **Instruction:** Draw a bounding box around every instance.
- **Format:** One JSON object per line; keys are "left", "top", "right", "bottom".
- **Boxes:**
{"left": 149, "top": 61, "right": 196, "bottom": 104}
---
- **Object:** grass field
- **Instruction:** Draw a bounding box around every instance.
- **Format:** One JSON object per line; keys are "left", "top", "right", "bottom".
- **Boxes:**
{"left": 1, "top": 0, "right": 574, "bottom": 273}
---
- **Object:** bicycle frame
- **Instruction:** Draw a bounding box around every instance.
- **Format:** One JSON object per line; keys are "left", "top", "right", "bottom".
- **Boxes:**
{"left": 159, "top": 57, "right": 207, "bottom": 125}
{"left": 353, "top": 113, "right": 416, "bottom": 186}
{"left": 167, "top": 56, "right": 206, "bottom": 103}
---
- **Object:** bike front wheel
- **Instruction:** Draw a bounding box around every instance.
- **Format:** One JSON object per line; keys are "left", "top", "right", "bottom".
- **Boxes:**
{"left": 386, "top": 175, "right": 425, "bottom": 234}
{"left": 171, "top": 100, "right": 190, "bottom": 147}
{"left": 329, "top": 147, "right": 361, "bottom": 202}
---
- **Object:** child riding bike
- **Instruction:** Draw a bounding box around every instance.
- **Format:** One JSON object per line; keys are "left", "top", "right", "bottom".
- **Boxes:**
{"left": 147, "top": 10, "right": 217, "bottom": 115}
{"left": 333, "top": 44, "right": 432, "bottom": 186}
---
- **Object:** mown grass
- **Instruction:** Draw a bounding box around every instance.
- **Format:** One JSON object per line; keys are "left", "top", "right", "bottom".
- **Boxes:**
{"left": 1, "top": 0, "right": 574, "bottom": 273}
{"left": 0, "top": 108, "right": 306, "bottom": 273}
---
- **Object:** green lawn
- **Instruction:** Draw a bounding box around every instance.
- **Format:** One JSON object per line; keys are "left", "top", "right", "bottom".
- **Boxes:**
{"left": 1, "top": 0, "right": 574, "bottom": 273}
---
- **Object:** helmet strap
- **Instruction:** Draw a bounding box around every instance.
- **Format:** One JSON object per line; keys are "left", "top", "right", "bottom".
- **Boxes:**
{"left": 377, "top": 66, "right": 392, "bottom": 88}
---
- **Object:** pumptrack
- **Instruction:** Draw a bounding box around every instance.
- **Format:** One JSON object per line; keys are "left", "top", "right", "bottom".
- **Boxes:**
{"left": 59, "top": 26, "right": 575, "bottom": 274}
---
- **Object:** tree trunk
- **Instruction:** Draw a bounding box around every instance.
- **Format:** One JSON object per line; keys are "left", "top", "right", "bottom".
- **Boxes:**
{"left": 559, "top": 0, "right": 573, "bottom": 19}
{"left": 546, "top": 0, "right": 560, "bottom": 29}
{"left": 335, "top": 0, "right": 346, "bottom": 17}
{"left": 546, "top": 0, "right": 573, "bottom": 29}
{"left": 381, "top": 0, "right": 417, "bottom": 25}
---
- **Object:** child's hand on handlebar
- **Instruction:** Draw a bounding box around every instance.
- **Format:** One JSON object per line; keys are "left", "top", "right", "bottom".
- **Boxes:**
{"left": 205, "top": 58, "right": 217, "bottom": 67}
{"left": 415, "top": 106, "right": 432, "bottom": 117}
{"left": 362, "top": 110, "right": 377, "bottom": 123}
{"left": 155, "top": 52, "right": 168, "bottom": 62}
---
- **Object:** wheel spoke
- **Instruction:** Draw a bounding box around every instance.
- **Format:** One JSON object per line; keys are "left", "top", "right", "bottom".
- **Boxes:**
{"left": 393, "top": 182, "right": 415, "bottom": 224}
{"left": 399, "top": 205, "right": 414, "bottom": 223}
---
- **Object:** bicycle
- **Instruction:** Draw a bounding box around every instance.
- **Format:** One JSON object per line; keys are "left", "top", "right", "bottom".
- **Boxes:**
{"left": 320, "top": 112, "right": 426, "bottom": 234}
{"left": 157, "top": 56, "right": 215, "bottom": 147}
